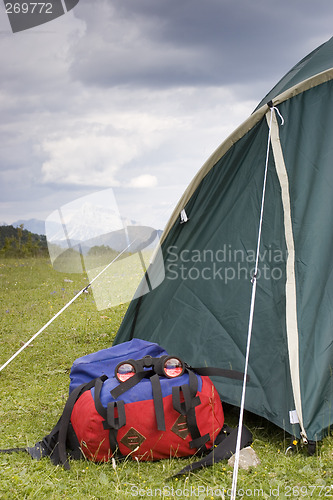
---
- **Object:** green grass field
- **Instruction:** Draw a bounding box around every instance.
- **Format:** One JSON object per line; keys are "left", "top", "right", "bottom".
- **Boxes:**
{"left": 0, "top": 257, "right": 332, "bottom": 499}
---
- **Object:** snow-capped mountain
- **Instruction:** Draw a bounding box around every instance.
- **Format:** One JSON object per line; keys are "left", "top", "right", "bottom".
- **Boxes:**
{"left": 46, "top": 202, "right": 124, "bottom": 243}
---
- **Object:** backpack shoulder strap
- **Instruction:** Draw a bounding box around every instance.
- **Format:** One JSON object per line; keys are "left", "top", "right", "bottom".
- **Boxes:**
{"left": 56, "top": 376, "right": 107, "bottom": 469}
{"left": 0, "top": 376, "right": 108, "bottom": 469}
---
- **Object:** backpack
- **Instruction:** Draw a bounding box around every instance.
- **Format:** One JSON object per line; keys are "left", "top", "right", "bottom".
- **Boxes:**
{"left": 1, "top": 339, "right": 252, "bottom": 475}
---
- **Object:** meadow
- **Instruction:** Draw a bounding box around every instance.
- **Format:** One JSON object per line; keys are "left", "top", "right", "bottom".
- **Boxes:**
{"left": 0, "top": 257, "right": 332, "bottom": 499}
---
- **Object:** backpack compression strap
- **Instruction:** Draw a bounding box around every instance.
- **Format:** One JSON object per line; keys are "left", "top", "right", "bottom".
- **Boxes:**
{"left": 172, "top": 424, "right": 253, "bottom": 476}
{"left": 172, "top": 369, "right": 210, "bottom": 452}
{"left": 110, "top": 369, "right": 167, "bottom": 432}
{"left": 94, "top": 376, "right": 126, "bottom": 456}
{"left": 190, "top": 366, "right": 249, "bottom": 382}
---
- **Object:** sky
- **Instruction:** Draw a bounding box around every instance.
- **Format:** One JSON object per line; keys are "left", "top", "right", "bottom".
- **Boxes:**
{"left": 1, "top": 0, "right": 333, "bottom": 232}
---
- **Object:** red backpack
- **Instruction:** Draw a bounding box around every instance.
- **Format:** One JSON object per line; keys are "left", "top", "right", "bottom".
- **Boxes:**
{"left": 1, "top": 339, "right": 252, "bottom": 475}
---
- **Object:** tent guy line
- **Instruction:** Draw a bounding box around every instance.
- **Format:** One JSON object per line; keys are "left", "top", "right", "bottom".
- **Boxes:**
{"left": 230, "top": 105, "right": 282, "bottom": 500}
{"left": 0, "top": 240, "right": 135, "bottom": 373}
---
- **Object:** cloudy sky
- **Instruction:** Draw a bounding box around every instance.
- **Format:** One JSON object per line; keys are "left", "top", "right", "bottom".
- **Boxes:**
{"left": 1, "top": 0, "right": 332, "bottom": 231}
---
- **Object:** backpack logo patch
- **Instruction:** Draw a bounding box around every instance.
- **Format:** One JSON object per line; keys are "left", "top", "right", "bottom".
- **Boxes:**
{"left": 120, "top": 427, "right": 146, "bottom": 450}
{"left": 171, "top": 415, "right": 189, "bottom": 440}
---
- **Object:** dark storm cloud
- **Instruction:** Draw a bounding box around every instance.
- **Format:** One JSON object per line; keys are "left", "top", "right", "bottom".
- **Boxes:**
{"left": 69, "top": 0, "right": 332, "bottom": 95}
{"left": 1, "top": 0, "right": 333, "bottom": 224}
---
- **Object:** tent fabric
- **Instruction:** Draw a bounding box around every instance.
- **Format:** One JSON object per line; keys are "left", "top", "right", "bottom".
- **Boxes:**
{"left": 159, "top": 66, "right": 333, "bottom": 246}
{"left": 114, "top": 37, "right": 333, "bottom": 442}
{"left": 256, "top": 37, "right": 333, "bottom": 110}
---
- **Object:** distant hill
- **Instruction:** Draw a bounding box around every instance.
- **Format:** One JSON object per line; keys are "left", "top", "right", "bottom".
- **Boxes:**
{"left": 0, "top": 225, "right": 47, "bottom": 256}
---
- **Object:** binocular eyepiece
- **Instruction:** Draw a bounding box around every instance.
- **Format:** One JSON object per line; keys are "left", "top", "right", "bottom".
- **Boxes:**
{"left": 115, "top": 355, "right": 185, "bottom": 382}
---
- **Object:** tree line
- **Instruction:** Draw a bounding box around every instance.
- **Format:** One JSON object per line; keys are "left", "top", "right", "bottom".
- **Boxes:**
{"left": 0, "top": 224, "right": 48, "bottom": 257}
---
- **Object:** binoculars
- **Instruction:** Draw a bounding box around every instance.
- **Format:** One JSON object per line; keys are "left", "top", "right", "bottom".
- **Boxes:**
{"left": 115, "top": 355, "right": 185, "bottom": 382}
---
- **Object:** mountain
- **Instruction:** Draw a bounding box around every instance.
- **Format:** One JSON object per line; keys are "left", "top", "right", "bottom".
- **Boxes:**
{"left": 12, "top": 219, "right": 45, "bottom": 235}
{"left": 45, "top": 203, "right": 122, "bottom": 243}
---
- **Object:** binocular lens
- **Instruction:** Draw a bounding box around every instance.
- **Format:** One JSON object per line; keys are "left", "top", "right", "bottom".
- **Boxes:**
{"left": 115, "top": 356, "right": 184, "bottom": 382}
{"left": 164, "top": 357, "right": 184, "bottom": 378}
{"left": 116, "top": 362, "right": 136, "bottom": 382}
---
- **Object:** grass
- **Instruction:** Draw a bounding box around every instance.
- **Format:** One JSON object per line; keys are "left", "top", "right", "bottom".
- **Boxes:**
{"left": 0, "top": 257, "right": 333, "bottom": 499}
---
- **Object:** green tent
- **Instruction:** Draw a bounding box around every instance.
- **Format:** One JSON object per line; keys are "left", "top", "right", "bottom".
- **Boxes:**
{"left": 114, "top": 37, "right": 333, "bottom": 444}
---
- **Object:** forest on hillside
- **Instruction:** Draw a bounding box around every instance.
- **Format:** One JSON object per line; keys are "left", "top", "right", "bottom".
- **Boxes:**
{"left": 0, "top": 224, "right": 48, "bottom": 257}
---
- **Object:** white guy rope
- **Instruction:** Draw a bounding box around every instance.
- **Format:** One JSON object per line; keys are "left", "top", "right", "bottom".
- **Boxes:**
{"left": 230, "top": 105, "right": 283, "bottom": 500}
{"left": 0, "top": 242, "right": 133, "bottom": 373}
{"left": 0, "top": 195, "right": 177, "bottom": 375}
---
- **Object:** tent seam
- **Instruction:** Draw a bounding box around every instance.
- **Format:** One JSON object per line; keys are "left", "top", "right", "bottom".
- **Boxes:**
{"left": 268, "top": 109, "right": 307, "bottom": 441}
